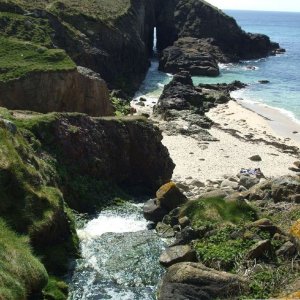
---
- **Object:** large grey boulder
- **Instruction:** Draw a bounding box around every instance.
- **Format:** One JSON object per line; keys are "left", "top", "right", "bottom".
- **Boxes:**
{"left": 158, "top": 262, "right": 248, "bottom": 300}
{"left": 159, "top": 245, "right": 197, "bottom": 267}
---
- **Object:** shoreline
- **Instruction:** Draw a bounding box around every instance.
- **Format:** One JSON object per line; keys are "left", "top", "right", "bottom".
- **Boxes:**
{"left": 236, "top": 99, "right": 300, "bottom": 143}
{"left": 158, "top": 99, "right": 300, "bottom": 189}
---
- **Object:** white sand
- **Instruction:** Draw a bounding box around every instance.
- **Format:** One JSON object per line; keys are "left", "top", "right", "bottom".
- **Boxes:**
{"left": 161, "top": 100, "right": 300, "bottom": 183}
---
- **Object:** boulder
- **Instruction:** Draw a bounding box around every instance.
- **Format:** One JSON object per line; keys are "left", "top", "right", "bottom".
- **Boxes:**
{"left": 239, "top": 175, "right": 260, "bottom": 189}
{"left": 172, "top": 226, "right": 200, "bottom": 246}
{"left": 158, "top": 262, "right": 248, "bottom": 300}
{"left": 249, "top": 155, "right": 262, "bottom": 162}
{"left": 143, "top": 199, "right": 168, "bottom": 223}
{"left": 275, "top": 241, "right": 296, "bottom": 257}
{"left": 248, "top": 218, "right": 282, "bottom": 236}
{"left": 221, "top": 179, "right": 239, "bottom": 190}
{"left": 156, "top": 222, "right": 176, "bottom": 238}
{"left": 159, "top": 245, "right": 197, "bottom": 267}
{"left": 200, "top": 189, "right": 231, "bottom": 199}
{"left": 156, "top": 182, "right": 188, "bottom": 212}
{"left": 159, "top": 37, "right": 220, "bottom": 76}
{"left": 246, "top": 240, "right": 271, "bottom": 259}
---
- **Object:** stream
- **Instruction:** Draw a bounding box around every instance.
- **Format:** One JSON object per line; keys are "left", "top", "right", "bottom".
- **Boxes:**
{"left": 68, "top": 203, "right": 167, "bottom": 299}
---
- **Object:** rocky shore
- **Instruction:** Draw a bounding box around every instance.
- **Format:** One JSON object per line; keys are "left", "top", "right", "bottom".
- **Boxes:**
{"left": 135, "top": 69, "right": 300, "bottom": 299}
{"left": 0, "top": 0, "right": 298, "bottom": 299}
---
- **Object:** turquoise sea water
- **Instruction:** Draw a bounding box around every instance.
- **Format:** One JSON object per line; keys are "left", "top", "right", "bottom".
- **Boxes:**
{"left": 136, "top": 11, "right": 300, "bottom": 122}
{"left": 193, "top": 10, "right": 300, "bottom": 121}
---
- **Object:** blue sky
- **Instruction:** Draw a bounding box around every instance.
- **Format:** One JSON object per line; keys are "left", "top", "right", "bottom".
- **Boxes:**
{"left": 205, "top": 0, "right": 300, "bottom": 12}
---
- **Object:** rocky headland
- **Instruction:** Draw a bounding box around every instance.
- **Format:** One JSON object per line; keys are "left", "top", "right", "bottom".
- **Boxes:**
{"left": 0, "top": 0, "right": 298, "bottom": 299}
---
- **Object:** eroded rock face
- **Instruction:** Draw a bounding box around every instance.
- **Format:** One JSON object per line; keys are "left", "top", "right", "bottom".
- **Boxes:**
{"left": 157, "top": 0, "right": 279, "bottom": 60}
{"left": 0, "top": 66, "right": 113, "bottom": 116}
{"left": 32, "top": 115, "right": 175, "bottom": 194}
{"left": 158, "top": 262, "right": 248, "bottom": 300}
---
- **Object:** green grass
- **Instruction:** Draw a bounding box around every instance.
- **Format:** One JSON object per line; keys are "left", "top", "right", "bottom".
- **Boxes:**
{"left": 0, "top": 112, "right": 79, "bottom": 276}
{"left": 0, "top": 218, "right": 48, "bottom": 300}
{"left": 111, "top": 96, "right": 131, "bottom": 116}
{"left": 0, "top": 11, "right": 54, "bottom": 47}
{"left": 43, "top": 276, "right": 68, "bottom": 300}
{"left": 5, "top": 0, "right": 131, "bottom": 21}
{"left": 0, "top": 36, "right": 75, "bottom": 81}
{"left": 180, "top": 197, "right": 257, "bottom": 229}
{"left": 194, "top": 226, "right": 255, "bottom": 271}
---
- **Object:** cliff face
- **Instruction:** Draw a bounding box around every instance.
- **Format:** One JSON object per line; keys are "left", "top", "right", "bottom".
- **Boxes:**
{"left": 157, "top": 0, "right": 280, "bottom": 74}
{"left": 30, "top": 0, "right": 156, "bottom": 93}
{"left": 0, "top": 108, "right": 174, "bottom": 296}
{"left": 20, "top": 113, "right": 175, "bottom": 212}
{"left": 0, "top": 66, "right": 113, "bottom": 116}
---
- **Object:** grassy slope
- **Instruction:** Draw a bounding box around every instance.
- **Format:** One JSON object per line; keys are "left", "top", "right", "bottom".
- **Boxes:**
{"left": 13, "top": 0, "right": 131, "bottom": 21}
{"left": 0, "top": 219, "right": 48, "bottom": 300}
{"left": 0, "top": 36, "right": 75, "bottom": 81}
{"left": 0, "top": 108, "right": 79, "bottom": 298}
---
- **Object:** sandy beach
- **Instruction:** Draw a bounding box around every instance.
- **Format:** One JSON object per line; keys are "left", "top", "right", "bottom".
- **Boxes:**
{"left": 154, "top": 100, "right": 300, "bottom": 185}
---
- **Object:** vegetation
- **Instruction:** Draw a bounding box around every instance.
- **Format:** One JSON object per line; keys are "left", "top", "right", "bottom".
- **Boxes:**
{"left": 2, "top": 0, "right": 131, "bottom": 21}
{"left": 180, "top": 197, "right": 257, "bottom": 229}
{"left": 0, "top": 36, "right": 75, "bottom": 81}
{"left": 0, "top": 110, "right": 79, "bottom": 297}
{"left": 0, "top": 11, "right": 54, "bottom": 47}
{"left": 111, "top": 96, "right": 131, "bottom": 116}
{"left": 194, "top": 226, "right": 255, "bottom": 271}
{"left": 0, "top": 219, "right": 48, "bottom": 300}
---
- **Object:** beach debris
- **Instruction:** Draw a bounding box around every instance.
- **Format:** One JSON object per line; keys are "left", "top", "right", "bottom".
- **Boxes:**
{"left": 249, "top": 154, "right": 262, "bottom": 161}
{"left": 239, "top": 168, "right": 264, "bottom": 177}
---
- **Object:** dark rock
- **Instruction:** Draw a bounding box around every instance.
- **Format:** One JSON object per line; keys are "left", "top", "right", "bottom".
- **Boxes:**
{"left": 258, "top": 80, "right": 270, "bottom": 84}
{"left": 270, "top": 176, "right": 300, "bottom": 203}
{"left": 159, "top": 245, "right": 197, "bottom": 267}
{"left": 154, "top": 71, "right": 205, "bottom": 116}
{"left": 156, "top": 182, "right": 188, "bottom": 212}
{"left": 276, "top": 241, "right": 296, "bottom": 257}
{"left": 249, "top": 155, "right": 262, "bottom": 161}
{"left": 158, "top": 262, "right": 248, "bottom": 300}
{"left": 246, "top": 240, "right": 271, "bottom": 259}
{"left": 173, "top": 226, "right": 199, "bottom": 245}
{"left": 156, "top": 0, "right": 281, "bottom": 64}
{"left": 294, "top": 161, "right": 300, "bottom": 168}
{"left": 159, "top": 37, "right": 220, "bottom": 76}
{"left": 143, "top": 199, "right": 168, "bottom": 223}
{"left": 248, "top": 218, "right": 283, "bottom": 236}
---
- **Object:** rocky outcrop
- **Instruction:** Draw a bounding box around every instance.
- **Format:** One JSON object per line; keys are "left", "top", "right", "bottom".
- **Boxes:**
{"left": 158, "top": 262, "right": 248, "bottom": 300}
{"left": 155, "top": 71, "right": 205, "bottom": 115}
{"left": 25, "top": 114, "right": 174, "bottom": 210}
{"left": 0, "top": 0, "right": 156, "bottom": 93}
{"left": 159, "top": 37, "right": 220, "bottom": 76}
{"left": 0, "top": 66, "right": 113, "bottom": 116}
{"left": 157, "top": 0, "right": 281, "bottom": 74}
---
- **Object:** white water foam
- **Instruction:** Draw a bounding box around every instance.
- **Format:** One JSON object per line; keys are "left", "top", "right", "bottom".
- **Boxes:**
{"left": 77, "top": 212, "right": 148, "bottom": 240}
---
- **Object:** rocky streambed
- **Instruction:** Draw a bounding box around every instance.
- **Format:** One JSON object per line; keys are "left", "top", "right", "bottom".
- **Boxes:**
{"left": 68, "top": 203, "right": 167, "bottom": 300}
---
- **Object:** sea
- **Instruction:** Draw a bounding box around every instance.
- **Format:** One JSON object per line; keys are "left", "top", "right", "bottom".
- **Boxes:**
{"left": 135, "top": 10, "right": 300, "bottom": 124}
